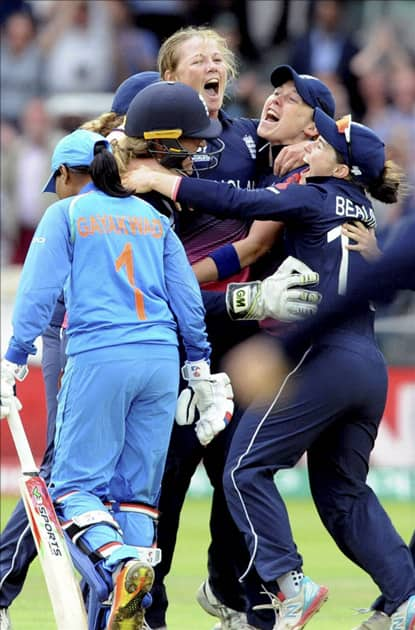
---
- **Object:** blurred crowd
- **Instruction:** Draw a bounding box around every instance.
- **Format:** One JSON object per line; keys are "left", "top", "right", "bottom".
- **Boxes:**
{"left": 1, "top": 0, "right": 415, "bottom": 321}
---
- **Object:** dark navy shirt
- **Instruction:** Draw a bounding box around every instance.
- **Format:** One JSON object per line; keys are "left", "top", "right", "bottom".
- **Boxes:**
{"left": 176, "top": 175, "right": 379, "bottom": 344}
{"left": 280, "top": 214, "right": 415, "bottom": 359}
{"left": 178, "top": 110, "right": 260, "bottom": 270}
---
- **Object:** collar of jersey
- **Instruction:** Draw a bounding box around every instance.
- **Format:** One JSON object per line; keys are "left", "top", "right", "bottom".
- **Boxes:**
{"left": 304, "top": 175, "right": 340, "bottom": 183}
{"left": 218, "top": 109, "right": 233, "bottom": 126}
{"left": 79, "top": 181, "right": 99, "bottom": 194}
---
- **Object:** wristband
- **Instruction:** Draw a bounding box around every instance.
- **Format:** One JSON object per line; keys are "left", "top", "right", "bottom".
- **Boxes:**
{"left": 171, "top": 176, "right": 183, "bottom": 201}
{"left": 208, "top": 244, "right": 241, "bottom": 280}
{"left": 181, "top": 359, "right": 211, "bottom": 380}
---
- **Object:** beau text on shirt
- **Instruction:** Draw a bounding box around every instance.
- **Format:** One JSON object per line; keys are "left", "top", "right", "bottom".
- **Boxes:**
{"left": 335, "top": 195, "right": 376, "bottom": 227}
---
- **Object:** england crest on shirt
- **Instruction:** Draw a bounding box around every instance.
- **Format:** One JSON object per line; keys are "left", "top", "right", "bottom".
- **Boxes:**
{"left": 243, "top": 134, "right": 256, "bottom": 160}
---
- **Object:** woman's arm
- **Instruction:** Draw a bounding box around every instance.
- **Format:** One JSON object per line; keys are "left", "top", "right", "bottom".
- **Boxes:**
{"left": 192, "top": 220, "right": 284, "bottom": 284}
{"left": 5, "top": 203, "right": 72, "bottom": 364}
{"left": 123, "top": 166, "right": 314, "bottom": 223}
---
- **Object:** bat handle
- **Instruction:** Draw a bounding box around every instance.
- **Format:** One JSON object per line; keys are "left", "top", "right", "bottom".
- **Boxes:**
{"left": 7, "top": 399, "right": 38, "bottom": 474}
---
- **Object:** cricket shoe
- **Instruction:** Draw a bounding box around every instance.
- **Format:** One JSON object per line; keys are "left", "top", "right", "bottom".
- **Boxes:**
{"left": 197, "top": 579, "right": 253, "bottom": 629}
{"left": 352, "top": 610, "right": 391, "bottom": 629}
{"left": 272, "top": 576, "right": 328, "bottom": 629}
{"left": 107, "top": 560, "right": 154, "bottom": 630}
{"left": 0, "top": 609, "right": 12, "bottom": 630}
{"left": 390, "top": 595, "right": 415, "bottom": 630}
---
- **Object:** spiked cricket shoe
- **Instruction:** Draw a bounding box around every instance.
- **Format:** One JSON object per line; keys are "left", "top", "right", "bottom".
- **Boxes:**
{"left": 0, "top": 609, "right": 12, "bottom": 630}
{"left": 196, "top": 579, "right": 251, "bottom": 629}
{"left": 274, "top": 576, "right": 328, "bottom": 629}
{"left": 390, "top": 595, "right": 415, "bottom": 630}
{"left": 107, "top": 560, "right": 154, "bottom": 630}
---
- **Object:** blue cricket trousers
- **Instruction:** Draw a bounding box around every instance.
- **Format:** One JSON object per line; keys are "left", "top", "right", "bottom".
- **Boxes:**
{"left": 49, "top": 342, "right": 179, "bottom": 570}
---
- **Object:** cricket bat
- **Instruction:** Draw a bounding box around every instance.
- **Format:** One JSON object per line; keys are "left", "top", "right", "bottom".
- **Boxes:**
{"left": 6, "top": 399, "right": 88, "bottom": 630}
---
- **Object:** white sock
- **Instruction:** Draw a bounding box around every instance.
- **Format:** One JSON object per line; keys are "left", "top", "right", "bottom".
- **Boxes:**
{"left": 277, "top": 570, "right": 304, "bottom": 598}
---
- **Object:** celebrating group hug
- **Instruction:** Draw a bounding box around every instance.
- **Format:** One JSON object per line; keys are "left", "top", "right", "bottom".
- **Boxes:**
{"left": 1, "top": 24, "right": 414, "bottom": 630}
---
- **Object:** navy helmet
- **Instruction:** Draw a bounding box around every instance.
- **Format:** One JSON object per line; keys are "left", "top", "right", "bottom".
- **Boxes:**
{"left": 125, "top": 81, "right": 222, "bottom": 140}
{"left": 125, "top": 81, "right": 223, "bottom": 171}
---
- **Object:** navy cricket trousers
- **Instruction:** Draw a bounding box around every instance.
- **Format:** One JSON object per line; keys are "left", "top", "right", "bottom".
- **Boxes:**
{"left": 223, "top": 339, "right": 415, "bottom": 617}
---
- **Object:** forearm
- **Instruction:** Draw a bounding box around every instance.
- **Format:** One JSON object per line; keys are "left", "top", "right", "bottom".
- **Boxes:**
{"left": 193, "top": 239, "right": 267, "bottom": 284}
{"left": 192, "top": 257, "right": 220, "bottom": 283}
{"left": 146, "top": 171, "right": 181, "bottom": 200}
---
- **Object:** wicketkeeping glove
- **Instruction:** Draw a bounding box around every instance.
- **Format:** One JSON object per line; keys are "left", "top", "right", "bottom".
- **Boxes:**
{"left": 1, "top": 359, "right": 27, "bottom": 418}
{"left": 176, "top": 360, "right": 234, "bottom": 446}
{"left": 226, "top": 256, "right": 321, "bottom": 322}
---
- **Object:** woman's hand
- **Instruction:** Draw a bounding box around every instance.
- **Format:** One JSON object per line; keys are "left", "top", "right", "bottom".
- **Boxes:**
{"left": 342, "top": 221, "right": 382, "bottom": 262}
{"left": 123, "top": 164, "right": 180, "bottom": 199}
{"left": 273, "top": 140, "right": 309, "bottom": 177}
{"left": 123, "top": 165, "right": 157, "bottom": 193}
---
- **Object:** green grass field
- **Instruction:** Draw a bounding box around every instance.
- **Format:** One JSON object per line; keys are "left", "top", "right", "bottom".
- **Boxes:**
{"left": 1, "top": 494, "right": 413, "bottom": 629}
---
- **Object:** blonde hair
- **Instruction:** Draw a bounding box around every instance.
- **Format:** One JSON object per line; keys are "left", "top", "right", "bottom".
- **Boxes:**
{"left": 158, "top": 26, "right": 237, "bottom": 82}
{"left": 111, "top": 135, "right": 148, "bottom": 176}
{"left": 367, "top": 159, "right": 408, "bottom": 204}
{"left": 81, "top": 112, "right": 124, "bottom": 137}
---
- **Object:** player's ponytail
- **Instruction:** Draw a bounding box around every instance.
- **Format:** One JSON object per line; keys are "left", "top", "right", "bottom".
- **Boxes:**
{"left": 81, "top": 111, "right": 124, "bottom": 137}
{"left": 89, "top": 143, "right": 132, "bottom": 197}
{"left": 111, "top": 135, "right": 148, "bottom": 176}
{"left": 367, "top": 160, "right": 407, "bottom": 204}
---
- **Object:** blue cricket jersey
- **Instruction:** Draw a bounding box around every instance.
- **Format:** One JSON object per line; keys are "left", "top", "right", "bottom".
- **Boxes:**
{"left": 176, "top": 175, "right": 379, "bottom": 343}
{"left": 6, "top": 183, "right": 210, "bottom": 364}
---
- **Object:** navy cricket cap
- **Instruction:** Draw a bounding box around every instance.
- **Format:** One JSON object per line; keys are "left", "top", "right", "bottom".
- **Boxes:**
{"left": 125, "top": 81, "right": 222, "bottom": 140}
{"left": 314, "top": 107, "right": 385, "bottom": 183}
{"left": 270, "top": 65, "right": 336, "bottom": 118}
{"left": 111, "top": 71, "right": 161, "bottom": 115}
{"left": 43, "top": 129, "right": 110, "bottom": 193}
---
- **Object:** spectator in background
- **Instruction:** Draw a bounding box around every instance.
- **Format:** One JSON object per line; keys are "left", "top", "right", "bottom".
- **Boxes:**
{"left": 126, "top": 0, "right": 187, "bottom": 44}
{"left": 357, "top": 67, "right": 389, "bottom": 131}
{"left": 108, "top": 0, "right": 159, "bottom": 85}
{"left": 0, "top": 9, "right": 44, "bottom": 128}
{"left": 350, "top": 19, "right": 414, "bottom": 83}
{"left": 0, "top": 0, "right": 28, "bottom": 26}
{"left": 1, "top": 99, "right": 62, "bottom": 264}
{"left": 350, "top": 17, "right": 415, "bottom": 246}
{"left": 0, "top": 121, "right": 19, "bottom": 265}
{"left": 370, "top": 66, "right": 415, "bottom": 179}
{"left": 39, "top": 0, "right": 115, "bottom": 95}
{"left": 288, "top": 0, "right": 363, "bottom": 117}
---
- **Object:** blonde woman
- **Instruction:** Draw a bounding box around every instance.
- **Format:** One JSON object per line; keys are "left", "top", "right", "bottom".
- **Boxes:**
{"left": 139, "top": 27, "right": 335, "bottom": 630}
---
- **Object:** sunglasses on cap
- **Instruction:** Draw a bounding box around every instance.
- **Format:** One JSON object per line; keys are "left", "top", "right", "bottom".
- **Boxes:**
{"left": 336, "top": 115, "right": 352, "bottom": 165}
{"left": 335, "top": 115, "right": 364, "bottom": 178}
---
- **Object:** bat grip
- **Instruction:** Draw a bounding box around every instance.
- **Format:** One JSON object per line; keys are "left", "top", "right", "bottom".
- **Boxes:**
{"left": 7, "top": 400, "right": 38, "bottom": 474}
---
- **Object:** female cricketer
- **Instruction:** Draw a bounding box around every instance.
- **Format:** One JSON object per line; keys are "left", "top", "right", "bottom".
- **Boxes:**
{"left": 142, "top": 25, "right": 335, "bottom": 630}
{"left": 0, "top": 125, "right": 233, "bottom": 630}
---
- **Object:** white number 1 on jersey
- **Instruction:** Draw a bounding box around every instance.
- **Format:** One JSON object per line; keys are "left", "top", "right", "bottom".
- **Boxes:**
{"left": 327, "top": 226, "right": 349, "bottom": 295}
